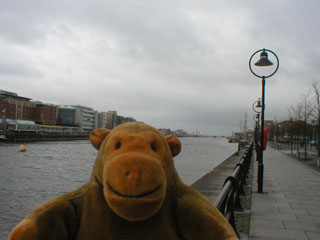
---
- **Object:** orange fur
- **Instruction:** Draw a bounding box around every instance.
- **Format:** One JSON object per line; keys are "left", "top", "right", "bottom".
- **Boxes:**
{"left": 9, "top": 219, "right": 38, "bottom": 239}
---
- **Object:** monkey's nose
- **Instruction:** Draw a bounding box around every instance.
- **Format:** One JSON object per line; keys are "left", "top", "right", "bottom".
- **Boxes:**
{"left": 125, "top": 170, "right": 142, "bottom": 184}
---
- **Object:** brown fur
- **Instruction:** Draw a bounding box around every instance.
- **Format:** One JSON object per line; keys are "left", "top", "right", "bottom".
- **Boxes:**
{"left": 9, "top": 122, "right": 238, "bottom": 240}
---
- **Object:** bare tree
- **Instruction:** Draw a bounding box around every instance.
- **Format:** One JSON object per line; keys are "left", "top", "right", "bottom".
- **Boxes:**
{"left": 300, "top": 93, "right": 313, "bottom": 160}
{"left": 312, "top": 81, "right": 320, "bottom": 166}
{"left": 288, "top": 102, "right": 303, "bottom": 157}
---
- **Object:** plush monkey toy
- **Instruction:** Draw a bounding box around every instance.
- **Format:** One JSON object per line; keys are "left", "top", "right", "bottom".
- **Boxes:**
{"left": 9, "top": 122, "right": 238, "bottom": 240}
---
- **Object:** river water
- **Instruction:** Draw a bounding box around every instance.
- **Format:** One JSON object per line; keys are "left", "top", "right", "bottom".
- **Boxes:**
{"left": 0, "top": 137, "right": 237, "bottom": 239}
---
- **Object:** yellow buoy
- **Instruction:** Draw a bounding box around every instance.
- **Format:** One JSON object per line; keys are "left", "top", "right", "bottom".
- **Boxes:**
{"left": 19, "top": 144, "right": 26, "bottom": 152}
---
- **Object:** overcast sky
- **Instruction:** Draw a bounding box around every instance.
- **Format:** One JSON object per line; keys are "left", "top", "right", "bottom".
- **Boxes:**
{"left": 1, "top": 0, "right": 319, "bottom": 135}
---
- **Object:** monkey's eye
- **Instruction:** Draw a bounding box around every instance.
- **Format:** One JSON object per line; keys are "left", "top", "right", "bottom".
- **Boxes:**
{"left": 115, "top": 141, "right": 122, "bottom": 149}
{"left": 151, "top": 142, "right": 157, "bottom": 152}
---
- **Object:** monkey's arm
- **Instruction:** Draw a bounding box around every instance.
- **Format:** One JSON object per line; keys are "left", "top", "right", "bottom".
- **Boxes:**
{"left": 9, "top": 187, "right": 85, "bottom": 240}
{"left": 177, "top": 187, "right": 238, "bottom": 240}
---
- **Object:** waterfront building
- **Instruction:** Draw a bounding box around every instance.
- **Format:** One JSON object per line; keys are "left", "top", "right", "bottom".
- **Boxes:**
{"left": 57, "top": 106, "right": 77, "bottom": 126}
{"left": 106, "top": 111, "right": 117, "bottom": 129}
{"left": 115, "top": 115, "right": 125, "bottom": 126}
{"left": 104, "top": 111, "right": 137, "bottom": 129}
{"left": 0, "top": 90, "right": 57, "bottom": 124}
{"left": 31, "top": 101, "right": 57, "bottom": 124}
{"left": 97, "top": 112, "right": 136, "bottom": 129}
{"left": 0, "top": 101, "right": 16, "bottom": 119}
{"left": 74, "top": 105, "right": 98, "bottom": 132}
{"left": 0, "top": 90, "right": 35, "bottom": 120}
{"left": 115, "top": 115, "right": 136, "bottom": 125}
{"left": 123, "top": 117, "right": 136, "bottom": 123}
{"left": 57, "top": 105, "right": 98, "bottom": 131}
{"left": 98, "top": 112, "right": 108, "bottom": 128}
{"left": 1, "top": 89, "right": 136, "bottom": 132}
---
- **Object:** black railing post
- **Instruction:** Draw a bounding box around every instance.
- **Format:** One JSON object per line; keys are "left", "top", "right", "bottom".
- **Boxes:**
{"left": 214, "top": 142, "right": 253, "bottom": 235}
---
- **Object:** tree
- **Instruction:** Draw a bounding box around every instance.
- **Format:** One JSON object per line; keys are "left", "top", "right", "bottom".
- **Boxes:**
{"left": 288, "top": 101, "right": 303, "bottom": 157}
{"left": 300, "top": 93, "right": 313, "bottom": 160}
{"left": 312, "top": 81, "right": 320, "bottom": 165}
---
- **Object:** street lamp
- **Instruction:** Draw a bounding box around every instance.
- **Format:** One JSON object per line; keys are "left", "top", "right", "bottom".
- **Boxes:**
{"left": 252, "top": 99, "right": 262, "bottom": 113}
{"left": 252, "top": 99, "right": 262, "bottom": 161}
{"left": 249, "top": 48, "right": 279, "bottom": 193}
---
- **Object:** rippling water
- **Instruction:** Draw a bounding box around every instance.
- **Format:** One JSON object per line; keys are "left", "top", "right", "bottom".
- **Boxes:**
{"left": 0, "top": 138, "right": 237, "bottom": 239}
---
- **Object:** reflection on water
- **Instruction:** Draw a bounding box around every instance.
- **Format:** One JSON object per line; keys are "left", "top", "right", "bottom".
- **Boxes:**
{"left": 0, "top": 138, "right": 237, "bottom": 238}
{"left": 175, "top": 137, "right": 238, "bottom": 185}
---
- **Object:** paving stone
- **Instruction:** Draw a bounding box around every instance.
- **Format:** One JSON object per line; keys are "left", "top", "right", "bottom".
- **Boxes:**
{"left": 301, "top": 200, "right": 320, "bottom": 205}
{"left": 250, "top": 219, "right": 284, "bottom": 230}
{"left": 305, "top": 231, "right": 320, "bottom": 240}
{"left": 251, "top": 212, "right": 297, "bottom": 221}
{"left": 251, "top": 200, "right": 290, "bottom": 208}
{"left": 251, "top": 205, "right": 279, "bottom": 213}
{"left": 278, "top": 207, "right": 309, "bottom": 215}
{"left": 250, "top": 228, "right": 308, "bottom": 240}
{"left": 267, "top": 193, "right": 286, "bottom": 198}
{"left": 275, "top": 198, "right": 301, "bottom": 204}
{"left": 308, "top": 209, "right": 320, "bottom": 216}
{"left": 283, "top": 220, "right": 320, "bottom": 231}
{"left": 284, "top": 194, "right": 315, "bottom": 201}
{"left": 249, "top": 236, "right": 288, "bottom": 240}
{"left": 296, "top": 214, "right": 320, "bottom": 223}
{"left": 291, "top": 203, "right": 319, "bottom": 210}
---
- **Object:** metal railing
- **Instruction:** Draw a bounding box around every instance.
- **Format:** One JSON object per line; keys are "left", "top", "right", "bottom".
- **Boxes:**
{"left": 214, "top": 142, "right": 253, "bottom": 236}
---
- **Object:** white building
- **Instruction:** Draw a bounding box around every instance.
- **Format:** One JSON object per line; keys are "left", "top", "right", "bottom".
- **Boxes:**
{"left": 98, "top": 112, "right": 107, "bottom": 128}
{"left": 58, "top": 105, "right": 98, "bottom": 132}
{"left": 74, "top": 105, "right": 98, "bottom": 131}
{"left": 106, "top": 111, "right": 117, "bottom": 129}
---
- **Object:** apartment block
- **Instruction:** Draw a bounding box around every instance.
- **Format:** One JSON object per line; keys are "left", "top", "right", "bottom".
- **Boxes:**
{"left": 104, "top": 111, "right": 136, "bottom": 129}
{"left": 98, "top": 112, "right": 107, "bottom": 128}
{"left": 106, "top": 111, "right": 117, "bottom": 129}
{"left": 74, "top": 105, "right": 98, "bottom": 131}
{"left": 0, "top": 90, "right": 35, "bottom": 120}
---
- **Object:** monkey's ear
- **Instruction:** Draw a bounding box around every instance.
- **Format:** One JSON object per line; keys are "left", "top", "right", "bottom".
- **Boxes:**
{"left": 90, "top": 128, "right": 111, "bottom": 150}
{"left": 166, "top": 136, "right": 181, "bottom": 157}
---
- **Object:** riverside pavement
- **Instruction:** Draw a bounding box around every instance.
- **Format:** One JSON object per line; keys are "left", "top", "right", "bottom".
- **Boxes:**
{"left": 247, "top": 147, "right": 320, "bottom": 240}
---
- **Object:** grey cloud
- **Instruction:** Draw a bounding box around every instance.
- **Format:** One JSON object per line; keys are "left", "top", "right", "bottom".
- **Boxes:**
{"left": 1, "top": 0, "right": 320, "bottom": 135}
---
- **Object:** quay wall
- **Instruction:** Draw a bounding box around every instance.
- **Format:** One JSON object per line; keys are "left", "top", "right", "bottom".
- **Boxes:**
{"left": 191, "top": 146, "right": 253, "bottom": 237}
{"left": 191, "top": 149, "right": 245, "bottom": 203}
{"left": 1, "top": 130, "right": 89, "bottom": 142}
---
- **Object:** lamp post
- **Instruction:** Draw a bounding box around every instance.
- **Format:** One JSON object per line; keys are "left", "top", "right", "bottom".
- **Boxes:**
{"left": 255, "top": 113, "right": 260, "bottom": 149}
{"left": 252, "top": 99, "right": 262, "bottom": 160}
{"left": 252, "top": 114, "right": 259, "bottom": 149}
{"left": 249, "top": 48, "right": 279, "bottom": 193}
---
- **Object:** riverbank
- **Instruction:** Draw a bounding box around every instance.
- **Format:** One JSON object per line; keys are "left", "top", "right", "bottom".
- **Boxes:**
{"left": 0, "top": 130, "right": 89, "bottom": 142}
{"left": 192, "top": 149, "right": 245, "bottom": 201}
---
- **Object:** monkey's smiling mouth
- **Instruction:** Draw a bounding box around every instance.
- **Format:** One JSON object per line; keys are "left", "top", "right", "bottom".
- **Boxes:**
{"left": 107, "top": 181, "right": 163, "bottom": 199}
